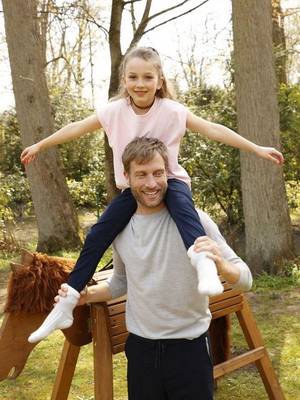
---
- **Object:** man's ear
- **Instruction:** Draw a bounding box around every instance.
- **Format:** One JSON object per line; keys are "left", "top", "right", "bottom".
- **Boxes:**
{"left": 124, "top": 170, "right": 129, "bottom": 184}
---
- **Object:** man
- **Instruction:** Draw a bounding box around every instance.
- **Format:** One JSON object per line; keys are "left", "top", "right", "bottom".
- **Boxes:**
{"left": 57, "top": 137, "right": 252, "bottom": 400}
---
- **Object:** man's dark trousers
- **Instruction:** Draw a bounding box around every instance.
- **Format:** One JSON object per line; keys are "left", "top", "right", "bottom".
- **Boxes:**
{"left": 125, "top": 332, "right": 214, "bottom": 400}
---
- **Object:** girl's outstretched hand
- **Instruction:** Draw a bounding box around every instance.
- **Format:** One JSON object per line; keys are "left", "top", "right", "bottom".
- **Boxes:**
{"left": 254, "top": 146, "right": 284, "bottom": 165}
{"left": 21, "top": 143, "right": 41, "bottom": 165}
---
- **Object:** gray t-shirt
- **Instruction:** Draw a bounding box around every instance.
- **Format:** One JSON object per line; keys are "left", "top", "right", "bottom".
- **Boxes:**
{"left": 107, "top": 208, "right": 252, "bottom": 340}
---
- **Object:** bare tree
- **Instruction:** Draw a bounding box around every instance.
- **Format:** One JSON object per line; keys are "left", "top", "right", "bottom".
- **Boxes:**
{"left": 41, "top": 0, "right": 101, "bottom": 94}
{"left": 2, "top": 0, "right": 81, "bottom": 252}
{"left": 232, "top": 0, "right": 293, "bottom": 274}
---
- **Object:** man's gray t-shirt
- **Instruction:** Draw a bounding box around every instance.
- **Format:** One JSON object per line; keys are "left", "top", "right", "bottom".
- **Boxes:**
{"left": 107, "top": 208, "right": 252, "bottom": 340}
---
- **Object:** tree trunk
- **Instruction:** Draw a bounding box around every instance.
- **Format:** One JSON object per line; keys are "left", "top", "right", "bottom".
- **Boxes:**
{"left": 232, "top": 0, "right": 293, "bottom": 274}
{"left": 272, "top": 0, "right": 287, "bottom": 85}
{"left": 103, "top": 0, "right": 124, "bottom": 202}
{"left": 3, "top": 0, "right": 81, "bottom": 252}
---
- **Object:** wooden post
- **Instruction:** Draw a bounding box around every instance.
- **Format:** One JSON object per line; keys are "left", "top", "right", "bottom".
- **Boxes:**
{"left": 236, "top": 295, "right": 286, "bottom": 400}
{"left": 91, "top": 304, "right": 113, "bottom": 400}
{"left": 51, "top": 340, "right": 81, "bottom": 400}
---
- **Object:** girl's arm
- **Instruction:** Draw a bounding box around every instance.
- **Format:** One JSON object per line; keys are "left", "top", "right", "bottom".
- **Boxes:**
{"left": 21, "top": 114, "right": 101, "bottom": 165}
{"left": 186, "top": 111, "right": 284, "bottom": 165}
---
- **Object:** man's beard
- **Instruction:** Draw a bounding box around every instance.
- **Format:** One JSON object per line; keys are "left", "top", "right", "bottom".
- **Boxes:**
{"left": 130, "top": 184, "right": 167, "bottom": 209}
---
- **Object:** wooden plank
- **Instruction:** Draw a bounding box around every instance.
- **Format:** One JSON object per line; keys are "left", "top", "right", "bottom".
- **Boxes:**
{"left": 221, "top": 282, "right": 234, "bottom": 291}
{"left": 213, "top": 347, "right": 265, "bottom": 379}
{"left": 211, "top": 303, "right": 243, "bottom": 319}
{"left": 51, "top": 340, "right": 80, "bottom": 400}
{"left": 91, "top": 304, "right": 113, "bottom": 400}
{"left": 111, "top": 322, "right": 127, "bottom": 336}
{"left": 111, "top": 332, "right": 129, "bottom": 346}
{"left": 210, "top": 295, "right": 242, "bottom": 313}
{"left": 107, "top": 295, "right": 127, "bottom": 306}
{"left": 108, "top": 302, "right": 126, "bottom": 316}
{"left": 110, "top": 313, "right": 126, "bottom": 326}
{"left": 209, "top": 289, "right": 241, "bottom": 304}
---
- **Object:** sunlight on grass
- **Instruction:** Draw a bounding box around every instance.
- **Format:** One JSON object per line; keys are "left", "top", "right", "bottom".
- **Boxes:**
{"left": 279, "top": 330, "right": 300, "bottom": 397}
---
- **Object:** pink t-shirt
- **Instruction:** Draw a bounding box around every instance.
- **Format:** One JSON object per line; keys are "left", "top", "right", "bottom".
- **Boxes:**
{"left": 96, "top": 96, "right": 190, "bottom": 190}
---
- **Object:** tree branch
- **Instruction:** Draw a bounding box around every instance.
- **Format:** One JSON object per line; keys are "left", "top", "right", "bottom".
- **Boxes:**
{"left": 85, "top": 16, "right": 109, "bottom": 37}
{"left": 130, "top": 1, "right": 137, "bottom": 33}
{"left": 143, "top": 0, "right": 210, "bottom": 35}
{"left": 127, "top": 0, "right": 152, "bottom": 51}
{"left": 123, "top": 0, "right": 143, "bottom": 4}
{"left": 146, "top": 0, "right": 191, "bottom": 22}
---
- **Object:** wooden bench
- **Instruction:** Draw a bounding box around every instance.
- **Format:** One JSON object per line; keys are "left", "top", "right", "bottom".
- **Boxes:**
{"left": 51, "top": 269, "right": 285, "bottom": 400}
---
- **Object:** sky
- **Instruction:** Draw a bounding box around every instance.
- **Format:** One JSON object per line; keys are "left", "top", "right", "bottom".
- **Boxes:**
{"left": 0, "top": 0, "right": 299, "bottom": 111}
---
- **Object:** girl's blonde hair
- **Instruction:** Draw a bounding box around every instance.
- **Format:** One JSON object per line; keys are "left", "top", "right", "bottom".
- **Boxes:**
{"left": 116, "top": 47, "right": 175, "bottom": 100}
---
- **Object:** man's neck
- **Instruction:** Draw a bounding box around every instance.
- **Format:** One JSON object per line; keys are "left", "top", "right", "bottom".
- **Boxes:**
{"left": 135, "top": 202, "right": 166, "bottom": 215}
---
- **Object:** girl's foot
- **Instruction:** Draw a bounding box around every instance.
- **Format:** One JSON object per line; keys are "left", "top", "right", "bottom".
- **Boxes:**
{"left": 28, "top": 284, "right": 80, "bottom": 343}
{"left": 187, "top": 246, "right": 224, "bottom": 296}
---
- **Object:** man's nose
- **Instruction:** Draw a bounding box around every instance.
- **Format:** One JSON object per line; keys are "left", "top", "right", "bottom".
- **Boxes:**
{"left": 144, "top": 175, "right": 157, "bottom": 187}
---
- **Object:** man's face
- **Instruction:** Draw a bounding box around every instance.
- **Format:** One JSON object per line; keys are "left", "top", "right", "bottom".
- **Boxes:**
{"left": 125, "top": 152, "right": 168, "bottom": 214}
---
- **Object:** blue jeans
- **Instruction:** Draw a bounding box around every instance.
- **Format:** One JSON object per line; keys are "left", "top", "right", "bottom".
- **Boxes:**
{"left": 68, "top": 179, "right": 206, "bottom": 291}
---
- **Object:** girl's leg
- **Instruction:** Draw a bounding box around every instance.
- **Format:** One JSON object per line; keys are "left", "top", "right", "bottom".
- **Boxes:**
{"left": 28, "top": 189, "right": 137, "bottom": 343}
{"left": 165, "top": 179, "right": 205, "bottom": 249}
{"left": 165, "top": 179, "right": 223, "bottom": 296}
{"left": 68, "top": 188, "right": 137, "bottom": 292}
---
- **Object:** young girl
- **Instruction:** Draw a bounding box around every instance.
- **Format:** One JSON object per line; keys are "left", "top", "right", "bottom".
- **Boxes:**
{"left": 23, "top": 47, "right": 283, "bottom": 343}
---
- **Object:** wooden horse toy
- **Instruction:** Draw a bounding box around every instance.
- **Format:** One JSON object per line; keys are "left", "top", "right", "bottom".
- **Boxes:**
{"left": 0, "top": 249, "right": 94, "bottom": 380}
{"left": 0, "top": 249, "right": 230, "bottom": 382}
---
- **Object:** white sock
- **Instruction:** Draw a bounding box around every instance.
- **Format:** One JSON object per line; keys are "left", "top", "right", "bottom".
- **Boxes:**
{"left": 187, "top": 245, "right": 224, "bottom": 296}
{"left": 28, "top": 284, "right": 80, "bottom": 343}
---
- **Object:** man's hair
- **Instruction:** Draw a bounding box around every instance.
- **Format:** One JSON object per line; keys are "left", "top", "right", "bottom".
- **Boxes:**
{"left": 122, "top": 137, "right": 169, "bottom": 173}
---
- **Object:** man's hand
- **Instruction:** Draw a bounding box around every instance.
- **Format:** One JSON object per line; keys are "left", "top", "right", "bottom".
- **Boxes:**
{"left": 254, "top": 145, "right": 284, "bottom": 165}
{"left": 193, "top": 236, "right": 226, "bottom": 275}
{"left": 193, "top": 236, "right": 240, "bottom": 284}
{"left": 54, "top": 284, "right": 88, "bottom": 306}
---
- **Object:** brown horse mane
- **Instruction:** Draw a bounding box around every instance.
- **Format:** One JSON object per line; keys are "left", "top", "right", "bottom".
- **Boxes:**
{"left": 4, "top": 253, "right": 75, "bottom": 314}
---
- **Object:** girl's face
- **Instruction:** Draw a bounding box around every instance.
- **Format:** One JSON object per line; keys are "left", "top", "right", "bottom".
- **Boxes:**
{"left": 123, "top": 57, "right": 163, "bottom": 108}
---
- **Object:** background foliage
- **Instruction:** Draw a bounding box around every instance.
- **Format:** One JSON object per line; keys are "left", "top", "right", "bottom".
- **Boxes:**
{"left": 1, "top": 83, "right": 300, "bottom": 241}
